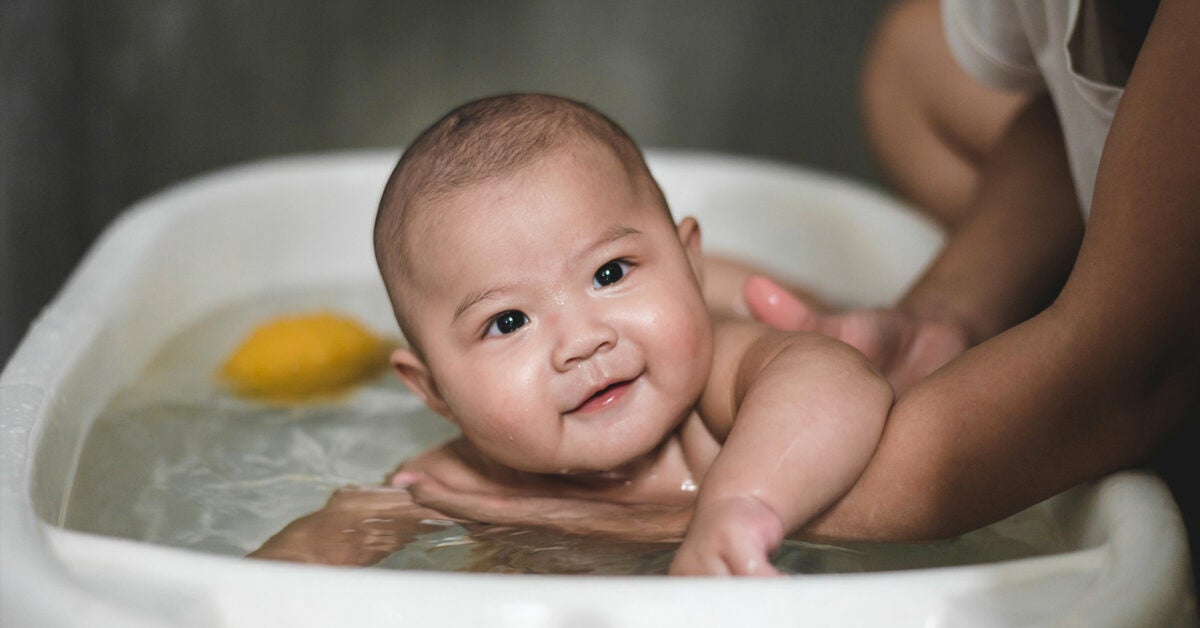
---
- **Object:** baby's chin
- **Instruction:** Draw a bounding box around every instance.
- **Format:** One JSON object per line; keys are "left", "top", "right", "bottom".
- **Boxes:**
{"left": 477, "top": 418, "right": 679, "bottom": 477}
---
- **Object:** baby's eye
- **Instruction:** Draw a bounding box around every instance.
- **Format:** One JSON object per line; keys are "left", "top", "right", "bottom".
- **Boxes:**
{"left": 485, "top": 310, "right": 528, "bottom": 337}
{"left": 593, "top": 260, "right": 631, "bottom": 289}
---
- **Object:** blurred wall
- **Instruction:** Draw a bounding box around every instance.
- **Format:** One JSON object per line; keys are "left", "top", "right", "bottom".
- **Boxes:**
{"left": 1, "top": 0, "right": 892, "bottom": 364}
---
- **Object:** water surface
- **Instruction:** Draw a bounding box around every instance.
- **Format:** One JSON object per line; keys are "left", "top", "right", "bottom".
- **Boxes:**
{"left": 65, "top": 285, "right": 1063, "bottom": 574}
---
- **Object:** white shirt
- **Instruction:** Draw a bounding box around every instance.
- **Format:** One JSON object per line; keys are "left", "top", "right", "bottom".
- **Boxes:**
{"left": 942, "top": 0, "right": 1135, "bottom": 219}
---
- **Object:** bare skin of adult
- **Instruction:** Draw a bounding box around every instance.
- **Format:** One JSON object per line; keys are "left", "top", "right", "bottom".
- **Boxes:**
{"left": 400, "top": 0, "right": 1200, "bottom": 545}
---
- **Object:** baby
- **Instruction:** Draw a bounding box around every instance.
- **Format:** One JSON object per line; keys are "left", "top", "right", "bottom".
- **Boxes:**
{"left": 255, "top": 94, "right": 891, "bottom": 575}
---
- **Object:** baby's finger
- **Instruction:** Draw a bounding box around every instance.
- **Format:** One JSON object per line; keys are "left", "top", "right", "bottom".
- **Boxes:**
{"left": 670, "top": 553, "right": 732, "bottom": 577}
{"left": 735, "top": 555, "right": 782, "bottom": 577}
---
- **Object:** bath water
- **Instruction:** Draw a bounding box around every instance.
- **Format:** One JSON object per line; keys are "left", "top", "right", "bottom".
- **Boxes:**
{"left": 64, "top": 285, "right": 1063, "bottom": 575}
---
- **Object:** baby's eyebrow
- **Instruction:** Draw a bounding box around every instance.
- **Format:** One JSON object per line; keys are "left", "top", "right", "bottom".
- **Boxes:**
{"left": 453, "top": 287, "right": 503, "bottom": 323}
{"left": 574, "top": 224, "right": 642, "bottom": 265}
{"left": 576, "top": 224, "right": 643, "bottom": 261}
{"left": 601, "top": 225, "right": 641, "bottom": 244}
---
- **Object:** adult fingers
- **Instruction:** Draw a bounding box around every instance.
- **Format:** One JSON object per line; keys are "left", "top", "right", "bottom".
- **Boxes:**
{"left": 743, "top": 275, "right": 820, "bottom": 331}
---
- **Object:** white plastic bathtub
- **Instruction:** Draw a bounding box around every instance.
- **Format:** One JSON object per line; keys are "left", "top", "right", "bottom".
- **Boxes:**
{"left": 1, "top": 151, "right": 1195, "bottom": 627}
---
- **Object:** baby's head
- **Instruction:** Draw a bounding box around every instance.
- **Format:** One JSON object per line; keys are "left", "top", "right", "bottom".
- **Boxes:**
{"left": 374, "top": 94, "right": 713, "bottom": 475}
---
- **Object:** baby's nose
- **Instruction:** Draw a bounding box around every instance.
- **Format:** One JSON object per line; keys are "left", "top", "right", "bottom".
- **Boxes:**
{"left": 551, "top": 312, "right": 617, "bottom": 370}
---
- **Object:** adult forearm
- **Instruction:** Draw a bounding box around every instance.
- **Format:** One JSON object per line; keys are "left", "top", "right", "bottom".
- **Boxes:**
{"left": 802, "top": 298, "right": 1197, "bottom": 542}
{"left": 798, "top": 306, "right": 1120, "bottom": 540}
{"left": 792, "top": 100, "right": 1090, "bottom": 540}
{"left": 901, "top": 96, "right": 1083, "bottom": 345}
{"left": 804, "top": 0, "right": 1200, "bottom": 542}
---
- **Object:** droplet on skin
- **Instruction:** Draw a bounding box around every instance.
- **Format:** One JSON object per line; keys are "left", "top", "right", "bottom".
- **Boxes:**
{"left": 680, "top": 478, "right": 697, "bottom": 492}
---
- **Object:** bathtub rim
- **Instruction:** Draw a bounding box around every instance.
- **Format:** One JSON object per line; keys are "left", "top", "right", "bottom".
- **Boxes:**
{"left": 1, "top": 149, "right": 1194, "bottom": 627}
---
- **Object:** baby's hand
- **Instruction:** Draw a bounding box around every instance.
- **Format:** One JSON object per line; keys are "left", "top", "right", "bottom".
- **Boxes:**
{"left": 668, "top": 495, "right": 784, "bottom": 576}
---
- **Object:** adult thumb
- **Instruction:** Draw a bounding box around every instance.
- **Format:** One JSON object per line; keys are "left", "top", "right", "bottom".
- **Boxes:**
{"left": 743, "top": 275, "right": 818, "bottom": 331}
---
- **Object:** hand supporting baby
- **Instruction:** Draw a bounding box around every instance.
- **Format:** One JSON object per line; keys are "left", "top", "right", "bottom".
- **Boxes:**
{"left": 395, "top": 473, "right": 786, "bottom": 575}
{"left": 394, "top": 471, "right": 693, "bottom": 544}
{"left": 249, "top": 485, "right": 453, "bottom": 566}
{"left": 744, "top": 276, "right": 968, "bottom": 394}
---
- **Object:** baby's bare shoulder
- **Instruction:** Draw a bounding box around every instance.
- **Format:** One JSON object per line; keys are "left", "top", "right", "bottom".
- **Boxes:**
{"left": 708, "top": 319, "right": 767, "bottom": 375}
{"left": 700, "top": 320, "right": 772, "bottom": 434}
{"left": 702, "top": 321, "right": 881, "bottom": 428}
{"left": 708, "top": 320, "right": 824, "bottom": 386}
{"left": 712, "top": 319, "right": 873, "bottom": 376}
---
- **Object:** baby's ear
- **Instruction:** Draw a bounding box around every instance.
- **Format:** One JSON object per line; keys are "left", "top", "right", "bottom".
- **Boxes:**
{"left": 676, "top": 216, "right": 704, "bottom": 283}
{"left": 390, "top": 347, "right": 453, "bottom": 419}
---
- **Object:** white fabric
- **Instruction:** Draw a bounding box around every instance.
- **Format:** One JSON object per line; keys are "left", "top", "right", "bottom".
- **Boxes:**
{"left": 942, "top": 0, "right": 1129, "bottom": 219}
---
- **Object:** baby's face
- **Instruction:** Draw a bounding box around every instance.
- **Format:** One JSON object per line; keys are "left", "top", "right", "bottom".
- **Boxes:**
{"left": 393, "top": 141, "right": 713, "bottom": 475}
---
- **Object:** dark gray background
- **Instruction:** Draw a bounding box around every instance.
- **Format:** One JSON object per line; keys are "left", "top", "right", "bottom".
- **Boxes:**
{"left": 2, "top": 1, "right": 893, "bottom": 365}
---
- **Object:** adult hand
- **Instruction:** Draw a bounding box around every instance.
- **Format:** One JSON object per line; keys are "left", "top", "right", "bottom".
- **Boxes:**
{"left": 395, "top": 471, "right": 692, "bottom": 543}
{"left": 743, "top": 275, "right": 969, "bottom": 394}
{"left": 249, "top": 485, "right": 449, "bottom": 566}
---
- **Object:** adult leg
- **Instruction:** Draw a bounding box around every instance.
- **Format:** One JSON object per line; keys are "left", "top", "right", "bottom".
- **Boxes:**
{"left": 860, "top": 0, "right": 1029, "bottom": 227}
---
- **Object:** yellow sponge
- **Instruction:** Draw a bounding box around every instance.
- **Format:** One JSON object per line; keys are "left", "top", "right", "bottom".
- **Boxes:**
{"left": 221, "top": 312, "right": 391, "bottom": 401}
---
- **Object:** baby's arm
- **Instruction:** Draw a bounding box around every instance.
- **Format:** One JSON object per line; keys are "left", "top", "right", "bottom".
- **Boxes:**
{"left": 672, "top": 325, "right": 892, "bottom": 575}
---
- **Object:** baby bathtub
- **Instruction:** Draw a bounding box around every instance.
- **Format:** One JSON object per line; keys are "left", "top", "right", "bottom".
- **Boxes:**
{"left": 1, "top": 150, "right": 1195, "bottom": 627}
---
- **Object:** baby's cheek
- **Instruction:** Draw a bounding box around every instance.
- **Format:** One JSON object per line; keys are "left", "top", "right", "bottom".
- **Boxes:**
{"left": 663, "top": 299, "right": 715, "bottom": 394}
{"left": 469, "top": 411, "right": 521, "bottom": 452}
{"left": 661, "top": 298, "right": 711, "bottom": 351}
{"left": 471, "top": 404, "right": 561, "bottom": 473}
{"left": 466, "top": 370, "right": 548, "bottom": 442}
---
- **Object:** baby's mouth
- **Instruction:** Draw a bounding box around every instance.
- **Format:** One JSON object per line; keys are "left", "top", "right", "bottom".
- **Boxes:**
{"left": 570, "top": 378, "right": 636, "bottom": 414}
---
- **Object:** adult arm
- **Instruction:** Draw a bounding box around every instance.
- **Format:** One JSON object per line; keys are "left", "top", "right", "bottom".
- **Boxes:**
{"left": 800, "top": 0, "right": 1200, "bottom": 540}
{"left": 748, "top": 93, "right": 1085, "bottom": 394}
